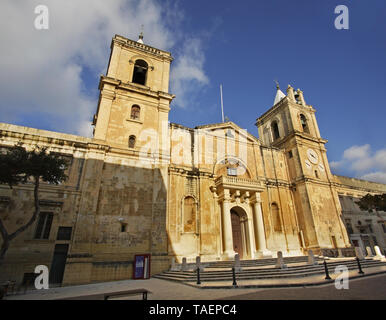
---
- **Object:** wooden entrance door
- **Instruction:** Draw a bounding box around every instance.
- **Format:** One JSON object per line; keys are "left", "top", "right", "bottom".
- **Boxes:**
{"left": 49, "top": 244, "right": 69, "bottom": 285}
{"left": 231, "top": 211, "right": 243, "bottom": 259}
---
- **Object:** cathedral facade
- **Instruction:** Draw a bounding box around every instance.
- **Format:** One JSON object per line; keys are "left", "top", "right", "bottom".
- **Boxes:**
{"left": 1, "top": 35, "right": 385, "bottom": 286}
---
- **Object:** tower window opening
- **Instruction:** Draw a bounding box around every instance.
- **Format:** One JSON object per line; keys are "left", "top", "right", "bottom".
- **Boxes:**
{"left": 131, "top": 105, "right": 140, "bottom": 120}
{"left": 132, "top": 59, "right": 148, "bottom": 85}
{"left": 294, "top": 93, "right": 301, "bottom": 104}
{"left": 129, "top": 135, "right": 136, "bottom": 148}
{"left": 271, "top": 121, "right": 280, "bottom": 140}
{"left": 300, "top": 114, "right": 309, "bottom": 133}
{"left": 314, "top": 170, "right": 319, "bottom": 178}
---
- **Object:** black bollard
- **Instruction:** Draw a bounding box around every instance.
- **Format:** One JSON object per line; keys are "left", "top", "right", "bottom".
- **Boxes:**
{"left": 324, "top": 259, "right": 331, "bottom": 280}
{"left": 356, "top": 257, "right": 365, "bottom": 275}
{"left": 232, "top": 267, "right": 237, "bottom": 286}
{"left": 196, "top": 267, "right": 201, "bottom": 285}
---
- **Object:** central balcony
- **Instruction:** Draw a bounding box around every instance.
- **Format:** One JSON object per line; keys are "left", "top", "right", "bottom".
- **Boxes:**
{"left": 214, "top": 176, "right": 265, "bottom": 192}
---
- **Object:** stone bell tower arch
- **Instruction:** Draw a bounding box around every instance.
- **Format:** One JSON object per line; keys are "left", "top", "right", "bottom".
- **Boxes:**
{"left": 92, "top": 33, "right": 175, "bottom": 154}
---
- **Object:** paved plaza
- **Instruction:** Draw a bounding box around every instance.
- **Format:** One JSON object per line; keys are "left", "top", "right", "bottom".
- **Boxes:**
{"left": 3, "top": 268, "right": 386, "bottom": 300}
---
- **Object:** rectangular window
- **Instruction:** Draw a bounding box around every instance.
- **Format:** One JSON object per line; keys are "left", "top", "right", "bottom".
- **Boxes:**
{"left": 227, "top": 168, "right": 237, "bottom": 176}
{"left": 34, "top": 212, "right": 53, "bottom": 239}
{"left": 288, "top": 150, "right": 293, "bottom": 158}
{"left": 56, "top": 227, "right": 72, "bottom": 240}
{"left": 120, "top": 224, "right": 127, "bottom": 233}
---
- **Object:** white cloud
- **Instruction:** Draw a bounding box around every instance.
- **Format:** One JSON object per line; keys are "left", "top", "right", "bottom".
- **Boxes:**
{"left": 342, "top": 144, "right": 370, "bottom": 160}
{"left": 331, "top": 144, "right": 386, "bottom": 184}
{"left": 360, "top": 172, "right": 386, "bottom": 184}
{"left": 0, "top": 0, "right": 209, "bottom": 136}
{"left": 170, "top": 38, "right": 209, "bottom": 108}
{"left": 329, "top": 161, "right": 342, "bottom": 169}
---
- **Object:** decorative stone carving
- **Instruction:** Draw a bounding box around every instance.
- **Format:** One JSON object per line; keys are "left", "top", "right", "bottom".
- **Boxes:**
{"left": 307, "top": 250, "right": 318, "bottom": 265}
{"left": 276, "top": 251, "right": 287, "bottom": 269}
{"left": 234, "top": 254, "right": 242, "bottom": 272}
{"left": 181, "top": 257, "right": 188, "bottom": 271}
{"left": 170, "top": 257, "right": 181, "bottom": 271}
{"left": 195, "top": 256, "right": 204, "bottom": 271}
{"left": 355, "top": 247, "right": 365, "bottom": 260}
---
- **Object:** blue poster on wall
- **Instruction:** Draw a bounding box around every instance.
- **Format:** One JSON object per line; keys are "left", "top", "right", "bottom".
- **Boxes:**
{"left": 134, "top": 256, "right": 144, "bottom": 279}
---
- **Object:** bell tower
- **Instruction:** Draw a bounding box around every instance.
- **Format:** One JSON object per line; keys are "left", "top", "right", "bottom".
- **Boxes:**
{"left": 256, "top": 84, "right": 333, "bottom": 182}
{"left": 92, "top": 34, "right": 175, "bottom": 152}
{"left": 256, "top": 84, "right": 351, "bottom": 253}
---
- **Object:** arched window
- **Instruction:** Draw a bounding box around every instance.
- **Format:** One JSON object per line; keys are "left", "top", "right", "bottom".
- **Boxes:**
{"left": 271, "top": 121, "right": 280, "bottom": 140}
{"left": 272, "top": 202, "right": 282, "bottom": 232}
{"left": 132, "top": 59, "right": 148, "bottom": 85}
{"left": 183, "top": 196, "right": 196, "bottom": 233}
{"left": 300, "top": 114, "right": 309, "bottom": 133}
{"left": 129, "top": 135, "right": 136, "bottom": 148}
{"left": 131, "top": 105, "right": 140, "bottom": 120}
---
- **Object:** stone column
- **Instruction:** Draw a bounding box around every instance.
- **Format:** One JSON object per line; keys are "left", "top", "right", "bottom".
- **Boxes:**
{"left": 240, "top": 218, "right": 248, "bottom": 258}
{"left": 374, "top": 246, "right": 386, "bottom": 261}
{"left": 247, "top": 215, "right": 257, "bottom": 259}
{"left": 366, "top": 246, "right": 374, "bottom": 257}
{"left": 252, "top": 193, "right": 272, "bottom": 258}
{"left": 221, "top": 189, "right": 235, "bottom": 260}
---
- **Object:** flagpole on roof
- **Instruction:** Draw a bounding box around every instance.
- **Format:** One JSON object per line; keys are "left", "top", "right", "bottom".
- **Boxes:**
{"left": 220, "top": 84, "right": 225, "bottom": 122}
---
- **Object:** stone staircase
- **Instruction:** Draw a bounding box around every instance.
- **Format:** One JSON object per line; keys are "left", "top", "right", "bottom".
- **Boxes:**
{"left": 205, "top": 255, "right": 320, "bottom": 268}
{"left": 153, "top": 256, "right": 386, "bottom": 284}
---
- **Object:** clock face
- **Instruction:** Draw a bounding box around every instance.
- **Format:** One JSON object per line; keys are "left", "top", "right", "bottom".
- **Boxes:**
{"left": 307, "top": 149, "right": 319, "bottom": 164}
{"left": 318, "top": 163, "right": 325, "bottom": 172}
{"left": 305, "top": 159, "right": 312, "bottom": 170}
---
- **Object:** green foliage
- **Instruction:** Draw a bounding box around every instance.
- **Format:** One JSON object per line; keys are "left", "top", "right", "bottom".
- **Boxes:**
{"left": 0, "top": 143, "right": 69, "bottom": 187}
{"left": 356, "top": 193, "right": 386, "bottom": 212}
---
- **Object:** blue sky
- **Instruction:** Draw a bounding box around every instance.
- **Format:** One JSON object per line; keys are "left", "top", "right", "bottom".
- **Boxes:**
{"left": 0, "top": 0, "right": 385, "bottom": 183}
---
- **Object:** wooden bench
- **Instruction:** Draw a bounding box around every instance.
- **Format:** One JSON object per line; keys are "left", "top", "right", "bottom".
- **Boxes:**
{"left": 60, "top": 288, "right": 151, "bottom": 300}
{"left": 0, "top": 281, "right": 16, "bottom": 299}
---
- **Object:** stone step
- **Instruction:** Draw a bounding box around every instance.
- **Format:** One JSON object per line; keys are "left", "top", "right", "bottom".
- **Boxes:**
{"left": 167, "top": 258, "right": 378, "bottom": 275}
{"left": 205, "top": 256, "right": 321, "bottom": 268}
{"left": 154, "top": 259, "right": 386, "bottom": 283}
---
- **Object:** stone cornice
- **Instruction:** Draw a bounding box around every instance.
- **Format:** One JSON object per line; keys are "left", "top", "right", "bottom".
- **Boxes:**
{"left": 168, "top": 166, "right": 214, "bottom": 178}
{"left": 269, "top": 130, "right": 327, "bottom": 149}
{"left": 99, "top": 76, "right": 175, "bottom": 103}
{"left": 112, "top": 34, "right": 173, "bottom": 62}
{"left": 256, "top": 97, "right": 315, "bottom": 126}
{"left": 264, "top": 179, "right": 292, "bottom": 188}
{"left": 0, "top": 125, "right": 92, "bottom": 151}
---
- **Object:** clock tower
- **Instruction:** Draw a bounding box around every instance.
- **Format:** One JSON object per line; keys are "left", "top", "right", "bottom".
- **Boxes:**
{"left": 256, "top": 84, "right": 351, "bottom": 253}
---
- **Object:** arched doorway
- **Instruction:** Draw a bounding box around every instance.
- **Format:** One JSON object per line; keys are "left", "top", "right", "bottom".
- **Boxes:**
{"left": 230, "top": 207, "right": 249, "bottom": 259}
